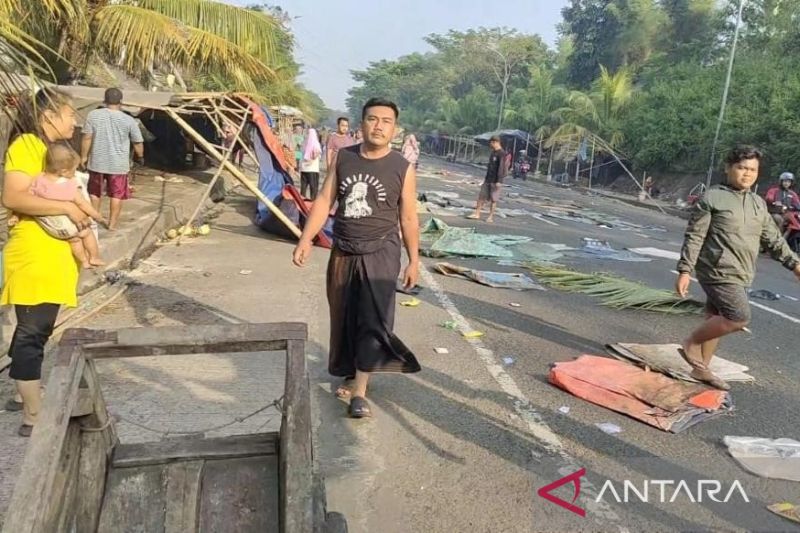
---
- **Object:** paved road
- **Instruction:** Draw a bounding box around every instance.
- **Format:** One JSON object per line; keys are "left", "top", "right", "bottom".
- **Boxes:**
{"left": 3, "top": 156, "right": 798, "bottom": 532}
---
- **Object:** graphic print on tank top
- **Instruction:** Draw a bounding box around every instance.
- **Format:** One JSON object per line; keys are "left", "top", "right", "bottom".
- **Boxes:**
{"left": 339, "top": 173, "right": 387, "bottom": 219}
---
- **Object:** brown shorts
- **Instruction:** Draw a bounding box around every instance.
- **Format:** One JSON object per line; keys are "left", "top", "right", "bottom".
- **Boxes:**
{"left": 479, "top": 182, "right": 501, "bottom": 203}
{"left": 701, "top": 283, "right": 751, "bottom": 323}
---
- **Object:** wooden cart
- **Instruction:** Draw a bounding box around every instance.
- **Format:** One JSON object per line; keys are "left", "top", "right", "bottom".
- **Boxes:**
{"left": 3, "top": 323, "right": 347, "bottom": 533}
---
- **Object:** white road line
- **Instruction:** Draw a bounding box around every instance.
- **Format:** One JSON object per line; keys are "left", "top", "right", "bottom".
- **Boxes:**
{"left": 749, "top": 301, "right": 800, "bottom": 324}
{"left": 420, "top": 266, "right": 622, "bottom": 524}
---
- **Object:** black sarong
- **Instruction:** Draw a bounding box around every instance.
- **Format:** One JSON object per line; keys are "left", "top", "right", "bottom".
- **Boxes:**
{"left": 326, "top": 232, "right": 421, "bottom": 377}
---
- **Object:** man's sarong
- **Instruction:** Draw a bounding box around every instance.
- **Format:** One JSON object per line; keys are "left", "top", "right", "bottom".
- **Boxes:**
{"left": 326, "top": 232, "right": 421, "bottom": 377}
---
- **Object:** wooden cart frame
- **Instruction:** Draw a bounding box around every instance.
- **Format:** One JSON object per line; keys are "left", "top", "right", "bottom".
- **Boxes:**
{"left": 3, "top": 323, "right": 345, "bottom": 533}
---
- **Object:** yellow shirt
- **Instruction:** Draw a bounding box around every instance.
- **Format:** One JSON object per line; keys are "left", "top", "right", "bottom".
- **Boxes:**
{"left": 1, "top": 134, "right": 78, "bottom": 307}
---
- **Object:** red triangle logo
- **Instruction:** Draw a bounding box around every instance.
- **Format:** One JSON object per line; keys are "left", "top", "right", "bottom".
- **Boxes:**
{"left": 537, "top": 468, "right": 586, "bottom": 517}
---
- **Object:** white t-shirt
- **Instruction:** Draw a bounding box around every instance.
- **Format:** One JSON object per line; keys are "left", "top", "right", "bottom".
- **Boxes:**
{"left": 300, "top": 157, "right": 320, "bottom": 173}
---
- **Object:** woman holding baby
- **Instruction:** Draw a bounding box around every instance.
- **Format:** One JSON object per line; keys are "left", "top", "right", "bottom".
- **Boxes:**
{"left": 2, "top": 88, "right": 92, "bottom": 436}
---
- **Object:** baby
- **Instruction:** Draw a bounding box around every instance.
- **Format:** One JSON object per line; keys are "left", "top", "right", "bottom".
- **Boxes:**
{"left": 30, "top": 145, "right": 108, "bottom": 268}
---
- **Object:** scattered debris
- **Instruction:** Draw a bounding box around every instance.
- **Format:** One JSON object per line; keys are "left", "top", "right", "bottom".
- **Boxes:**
{"left": 575, "top": 238, "right": 652, "bottom": 262}
{"left": 558, "top": 406, "right": 570, "bottom": 414}
{"left": 434, "top": 348, "right": 450, "bottom": 355}
{"left": 605, "top": 343, "right": 754, "bottom": 383}
{"left": 527, "top": 263, "right": 704, "bottom": 315}
{"left": 509, "top": 302, "right": 522, "bottom": 308}
{"left": 434, "top": 262, "right": 545, "bottom": 291}
{"left": 463, "top": 331, "right": 484, "bottom": 339}
{"left": 510, "top": 242, "right": 570, "bottom": 262}
{"left": 104, "top": 270, "right": 124, "bottom": 284}
{"left": 396, "top": 282, "right": 422, "bottom": 295}
{"left": 421, "top": 218, "right": 531, "bottom": 258}
{"left": 550, "top": 355, "right": 733, "bottom": 433}
{"left": 400, "top": 298, "right": 421, "bottom": 307}
{"left": 154, "top": 175, "right": 184, "bottom": 183}
{"left": 502, "top": 357, "right": 515, "bottom": 365}
{"left": 749, "top": 289, "right": 780, "bottom": 301}
{"left": 595, "top": 423, "right": 622, "bottom": 435}
{"left": 239, "top": 269, "right": 253, "bottom": 275}
{"left": 628, "top": 247, "right": 681, "bottom": 261}
{"left": 723, "top": 436, "right": 800, "bottom": 482}
{"left": 768, "top": 502, "right": 800, "bottom": 524}
{"left": 441, "top": 320, "right": 458, "bottom": 330}
{"left": 784, "top": 295, "right": 799, "bottom": 302}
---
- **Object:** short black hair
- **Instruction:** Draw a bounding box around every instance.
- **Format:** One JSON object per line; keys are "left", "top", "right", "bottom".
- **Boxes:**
{"left": 489, "top": 135, "right": 502, "bottom": 144}
{"left": 362, "top": 97, "right": 399, "bottom": 120}
{"left": 104, "top": 87, "right": 123, "bottom": 105}
{"left": 725, "top": 145, "right": 763, "bottom": 166}
{"left": 337, "top": 116, "right": 349, "bottom": 125}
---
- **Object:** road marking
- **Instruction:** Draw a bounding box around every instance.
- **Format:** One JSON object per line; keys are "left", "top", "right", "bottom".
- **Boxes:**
{"left": 749, "top": 301, "right": 800, "bottom": 324}
{"left": 420, "top": 266, "right": 622, "bottom": 524}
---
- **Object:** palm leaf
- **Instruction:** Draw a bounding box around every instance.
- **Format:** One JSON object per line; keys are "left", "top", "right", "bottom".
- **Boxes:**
{"left": 138, "top": 0, "right": 279, "bottom": 61}
{"left": 526, "top": 263, "right": 703, "bottom": 315}
{"left": 183, "top": 26, "right": 275, "bottom": 84}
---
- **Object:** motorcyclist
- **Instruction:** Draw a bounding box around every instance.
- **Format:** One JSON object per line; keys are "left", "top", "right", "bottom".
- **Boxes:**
{"left": 765, "top": 172, "right": 800, "bottom": 229}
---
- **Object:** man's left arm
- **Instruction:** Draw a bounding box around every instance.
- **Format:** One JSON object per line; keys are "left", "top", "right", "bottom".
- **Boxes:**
{"left": 129, "top": 117, "right": 145, "bottom": 161}
{"left": 399, "top": 164, "right": 420, "bottom": 289}
{"left": 761, "top": 207, "right": 800, "bottom": 279}
{"left": 80, "top": 115, "right": 94, "bottom": 168}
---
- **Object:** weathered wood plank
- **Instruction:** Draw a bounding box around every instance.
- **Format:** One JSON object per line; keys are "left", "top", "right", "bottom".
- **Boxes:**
{"left": 85, "top": 340, "right": 289, "bottom": 359}
{"left": 97, "top": 465, "right": 167, "bottom": 533}
{"left": 281, "top": 339, "right": 314, "bottom": 533}
{"left": 198, "top": 456, "right": 280, "bottom": 533}
{"left": 45, "top": 421, "right": 81, "bottom": 532}
{"left": 2, "top": 346, "right": 86, "bottom": 533}
{"left": 75, "top": 359, "right": 116, "bottom": 533}
{"left": 71, "top": 388, "right": 95, "bottom": 417}
{"left": 113, "top": 433, "right": 279, "bottom": 468}
{"left": 165, "top": 461, "right": 204, "bottom": 533}
{"left": 89, "top": 323, "right": 306, "bottom": 349}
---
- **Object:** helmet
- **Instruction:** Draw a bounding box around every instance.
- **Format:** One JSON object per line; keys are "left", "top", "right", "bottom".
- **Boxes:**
{"left": 780, "top": 172, "right": 795, "bottom": 182}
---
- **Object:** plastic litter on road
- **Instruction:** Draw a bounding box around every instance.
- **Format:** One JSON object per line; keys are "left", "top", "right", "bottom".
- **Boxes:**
{"left": 723, "top": 436, "right": 800, "bottom": 482}
{"left": 559, "top": 406, "right": 570, "bottom": 414}
{"left": 239, "top": 269, "right": 253, "bottom": 275}
{"left": 502, "top": 357, "right": 515, "bottom": 365}
{"left": 748, "top": 289, "right": 781, "bottom": 301}
{"left": 595, "top": 423, "right": 622, "bottom": 435}
{"left": 434, "top": 348, "right": 450, "bottom": 355}
{"left": 768, "top": 502, "right": 800, "bottom": 524}
{"left": 434, "top": 262, "right": 545, "bottom": 291}
{"left": 441, "top": 320, "right": 458, "bottom": 330}
{"left": 463, "top": 331, "right": 484, "bottom": 339}
{"left": 400, "top": 298, "right": 421, "bottom": 307}
{"left": 509, "top": 302, "right": 522, "bottom": 307}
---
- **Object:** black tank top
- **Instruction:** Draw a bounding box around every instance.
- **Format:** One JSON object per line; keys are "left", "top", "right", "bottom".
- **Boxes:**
{"left": 333, "top": 145, "right": 409, "bottom": 242}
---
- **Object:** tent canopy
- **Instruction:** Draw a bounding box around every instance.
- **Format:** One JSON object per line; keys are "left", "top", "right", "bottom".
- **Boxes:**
{"left": 474, "top": 129, "right": 531, "bottom": 147}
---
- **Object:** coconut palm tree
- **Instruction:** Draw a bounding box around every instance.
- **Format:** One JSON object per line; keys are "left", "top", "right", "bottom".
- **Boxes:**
{"left": 2, "top": 0, "right": 283, "bottom": 92}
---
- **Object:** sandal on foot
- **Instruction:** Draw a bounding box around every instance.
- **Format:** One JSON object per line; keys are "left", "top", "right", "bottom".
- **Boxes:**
{"left": 4, "top": 398, "right": 23, "bottom": 412}
{"left": 17, "top": 424, "right": 33, "bottom": 437}
{"left": 678, "top": 346, "right": 704, "bottom": 370}
{"left": 691, "top": 369, "right": 731, "bottom": 391}
{"left": 466, "top": 214, "right": 480, "bottom": 220}
{"left": 348, "top": 396, "right": 372, "bottom": 419}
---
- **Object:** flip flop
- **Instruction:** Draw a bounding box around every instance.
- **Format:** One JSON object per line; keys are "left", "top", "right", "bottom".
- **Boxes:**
{"left": 17, "top": 424, "right": 33, "bottom": 437}
{"left": 334, "top": 377, "right": 356, "bottom": 399}
{"left": 677, "top": 346, "right": 705, "bottom": 370}
{"left": 4, "top": 398, "right": 23, "bottom": 412}
{"left": 348, "top": 396, "right": 372, "bottom": 419}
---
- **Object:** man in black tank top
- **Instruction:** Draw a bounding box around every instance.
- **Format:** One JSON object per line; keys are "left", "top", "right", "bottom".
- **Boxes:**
{"left": 292, "top": 98, "right": 421, "bottom": 419}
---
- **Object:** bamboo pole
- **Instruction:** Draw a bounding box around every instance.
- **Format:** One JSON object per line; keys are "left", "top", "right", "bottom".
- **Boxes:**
{"left": 165, "top": 108, "right": 303, "bottom": 238}
{"left": 588, "top": 137, "right": 596, "bottom": 189}
{"left": 176, "top": 111, "right": 249, "bottom": 245}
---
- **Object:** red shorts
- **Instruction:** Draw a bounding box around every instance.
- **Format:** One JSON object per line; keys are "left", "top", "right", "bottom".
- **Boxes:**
{"left": 88, "top": 172, "right": 130, "bottom": 200}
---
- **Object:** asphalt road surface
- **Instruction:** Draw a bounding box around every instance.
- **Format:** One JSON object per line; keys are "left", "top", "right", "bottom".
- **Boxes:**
{"left": 22, "top": 155, "right": 797, "bottom": 533}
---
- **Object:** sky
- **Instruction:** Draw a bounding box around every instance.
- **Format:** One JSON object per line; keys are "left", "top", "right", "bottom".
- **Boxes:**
{"left": 227, "top": 0, "right": 569, "bottom": 111}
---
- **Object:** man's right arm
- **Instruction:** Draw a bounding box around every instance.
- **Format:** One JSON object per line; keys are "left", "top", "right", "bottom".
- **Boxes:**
{"left": 300, "top": 156, "right": 338, "bottom": 241}
{"left": 677, "top": 195, "right": 713, "bottom": 274}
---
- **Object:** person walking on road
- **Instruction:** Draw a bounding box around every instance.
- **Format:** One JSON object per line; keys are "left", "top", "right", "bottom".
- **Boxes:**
{"left": 300, "top": 128, "right": 322, "bottom": 200}
{"left": 292, "top": 123, "right": 305, "bottom": 171}
{"left": 468, "top": 135, "right": 507, "bottom": 223}
{"left": 326, "top": 117, "right": 353, "bottom": 169}
{"left": 80, "top": 87, "right": 144, "bottom": 230}
{"left": 401, "top": 133, "right": 420, "bottom": 169}
{"left": 292, "top": 97, "right": 421, "bottom": 418}
{"left": 676, "top": 146, "right": 800, "bottom": 390}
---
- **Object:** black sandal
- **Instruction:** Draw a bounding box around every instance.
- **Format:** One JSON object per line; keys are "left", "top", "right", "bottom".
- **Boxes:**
{"left": 4, "top": 398, "right": 23, "bottom": 412}
{"left": 17, "top": 424, "right": 33, "bottom": 437}
{"left": 348, "top": 397, "right": 372, "bottom": 419}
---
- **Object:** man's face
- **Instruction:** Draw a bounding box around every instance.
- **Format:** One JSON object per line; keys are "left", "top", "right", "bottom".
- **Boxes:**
{"left": 362, "top": 107, "right": 396, "bottom": 148}
{"left": 726, "top": 158, "right": 760, "bottom": 190}
{"left": 338, "top": 120, "right": 349, "bottom": 135}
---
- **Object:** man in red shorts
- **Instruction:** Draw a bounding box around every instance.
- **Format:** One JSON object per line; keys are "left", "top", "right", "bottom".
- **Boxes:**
{"left": 80, "top": 88, "right": 144, "bottom": 230}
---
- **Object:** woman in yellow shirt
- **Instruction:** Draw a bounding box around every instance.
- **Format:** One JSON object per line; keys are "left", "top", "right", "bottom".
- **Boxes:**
{"left": 2, "top": 88, "right": 91, "bottom": 436}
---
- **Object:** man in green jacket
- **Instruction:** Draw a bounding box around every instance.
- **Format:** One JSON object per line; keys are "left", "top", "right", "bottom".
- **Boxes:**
{"left": 676, "top": 145, "right": 800, "bottom": 389}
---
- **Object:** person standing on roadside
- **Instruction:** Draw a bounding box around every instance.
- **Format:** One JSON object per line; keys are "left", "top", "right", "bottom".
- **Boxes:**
{"left": 2, "top": 88, "right": 90, "bottom": 436}
{"left": 80, "top": 87, "right": 144, "bottom": 230}
{"left": 468, "top": 135, "right": 506, "bottom": 223}
{"left": 326, "top": 117, "right": 354, "bottom": 169}
{"left": 292, "top": 98, "right": 421, "bottom": 419}
{"left": 401, "top": 133, "right": 420, "bottom": 169}
{"left": 676, "top": 146, "right": 800, "bottom": 390}
{"left": 300, "top": 128, "right": 322, "bottom": 200}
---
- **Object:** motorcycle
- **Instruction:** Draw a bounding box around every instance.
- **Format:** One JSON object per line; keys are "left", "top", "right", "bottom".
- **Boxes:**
{"left": 513, "top": 160, "right": 531, "bottom": 180}
{"left": 783, "top": 209, "right": 800, "bottom": 253}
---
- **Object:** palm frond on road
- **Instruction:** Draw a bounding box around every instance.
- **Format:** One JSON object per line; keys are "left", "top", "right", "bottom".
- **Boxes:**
{"left": 526, "top": 263, "right": 703, "bottom": 315}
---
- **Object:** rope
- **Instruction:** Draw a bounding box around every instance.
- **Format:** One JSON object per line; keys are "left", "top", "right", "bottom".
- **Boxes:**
{"left": 112, "top": 396, "right": 284, "bottom": 437}
{"left": 80, "top": 417, "right": 114, "bottom": 433}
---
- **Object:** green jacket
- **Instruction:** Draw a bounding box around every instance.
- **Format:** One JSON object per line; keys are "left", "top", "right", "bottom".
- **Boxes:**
{"left": 677, "top": 184, "right": 799, "bottom": 285}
